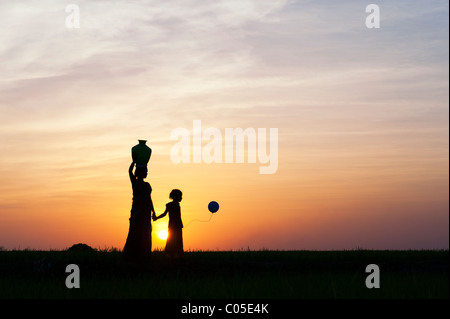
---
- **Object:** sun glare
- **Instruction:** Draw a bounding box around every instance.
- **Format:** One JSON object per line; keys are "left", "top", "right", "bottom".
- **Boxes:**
{"left": 158, "top": 230, "right": 168, "bottom": 240}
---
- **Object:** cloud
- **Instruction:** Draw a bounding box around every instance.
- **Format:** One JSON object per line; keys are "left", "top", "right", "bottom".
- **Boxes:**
{"left": 1, "top": 0, "right": 447, "bottom": 167}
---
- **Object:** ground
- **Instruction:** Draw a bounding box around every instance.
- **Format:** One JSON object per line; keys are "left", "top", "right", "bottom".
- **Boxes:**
{"left": 0, "top": 249, "right": 448, "bottom": 299}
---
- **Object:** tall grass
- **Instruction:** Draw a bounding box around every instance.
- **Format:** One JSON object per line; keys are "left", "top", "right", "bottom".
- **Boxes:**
{"left": 0, "top": 249, "right": 448, "bottom": 299}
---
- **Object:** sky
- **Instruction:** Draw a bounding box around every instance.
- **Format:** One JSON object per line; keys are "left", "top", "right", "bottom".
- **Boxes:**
{"left": 0, "top": 0, "right": 448, "bottom": 251}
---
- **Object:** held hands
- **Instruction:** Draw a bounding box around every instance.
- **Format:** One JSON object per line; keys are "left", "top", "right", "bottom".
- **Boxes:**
{"left": 152, "top": 209, "right": 168, "bottom": 222}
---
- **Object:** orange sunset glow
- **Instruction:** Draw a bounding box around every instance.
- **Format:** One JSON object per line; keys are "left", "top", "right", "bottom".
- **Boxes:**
{"left": 0, "top": 1, "right": 448, "bottom": 251}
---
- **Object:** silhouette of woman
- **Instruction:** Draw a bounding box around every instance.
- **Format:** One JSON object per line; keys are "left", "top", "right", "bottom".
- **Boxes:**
{"left": 123, "top": 162, "right": 156, "bottom": 262}
{"left": 154, "top": 189, "right": 184, "bottom": 258}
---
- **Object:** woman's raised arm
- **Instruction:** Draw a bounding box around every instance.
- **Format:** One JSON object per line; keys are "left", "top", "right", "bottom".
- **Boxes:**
{"left": 128, "top": 162, "right": 135, "bottom": 183}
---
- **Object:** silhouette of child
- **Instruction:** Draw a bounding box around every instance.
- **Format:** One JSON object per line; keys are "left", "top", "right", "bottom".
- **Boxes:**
{"left": 154, "top": 189, "right": 184, "bottom": 258}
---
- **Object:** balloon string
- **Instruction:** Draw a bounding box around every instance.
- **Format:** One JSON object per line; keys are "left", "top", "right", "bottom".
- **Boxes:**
{"left": 184, "top": 213, "right": 214, "bottom": 229}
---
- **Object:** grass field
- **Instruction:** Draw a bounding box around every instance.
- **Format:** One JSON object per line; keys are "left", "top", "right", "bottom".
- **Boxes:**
{"left": 0, "top": 248, "right": 448, "bottom": 299}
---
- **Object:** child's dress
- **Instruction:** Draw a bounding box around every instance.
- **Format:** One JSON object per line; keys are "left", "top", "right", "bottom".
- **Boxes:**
{"left": 164, "top": 201, "right": 184, "bottom": 256}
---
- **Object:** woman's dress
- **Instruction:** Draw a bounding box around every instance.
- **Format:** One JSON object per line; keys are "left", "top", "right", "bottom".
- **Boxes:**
{"left": 123, "top": 180, "right": 152, "bottom": 261}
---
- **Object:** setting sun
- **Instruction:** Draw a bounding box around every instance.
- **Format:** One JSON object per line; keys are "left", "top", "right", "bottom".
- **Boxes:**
{"left": 158, "top": 230, "right": 168, "bottom": 241}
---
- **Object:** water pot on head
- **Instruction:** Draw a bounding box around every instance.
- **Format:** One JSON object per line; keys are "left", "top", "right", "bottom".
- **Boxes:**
{"left": 132, "top": 140, "right": 152, "bottom": 167}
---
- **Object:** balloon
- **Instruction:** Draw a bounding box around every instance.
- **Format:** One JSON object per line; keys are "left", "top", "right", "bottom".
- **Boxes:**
{"left": 208, "top": 201, "right": 219, "bottom": 213}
